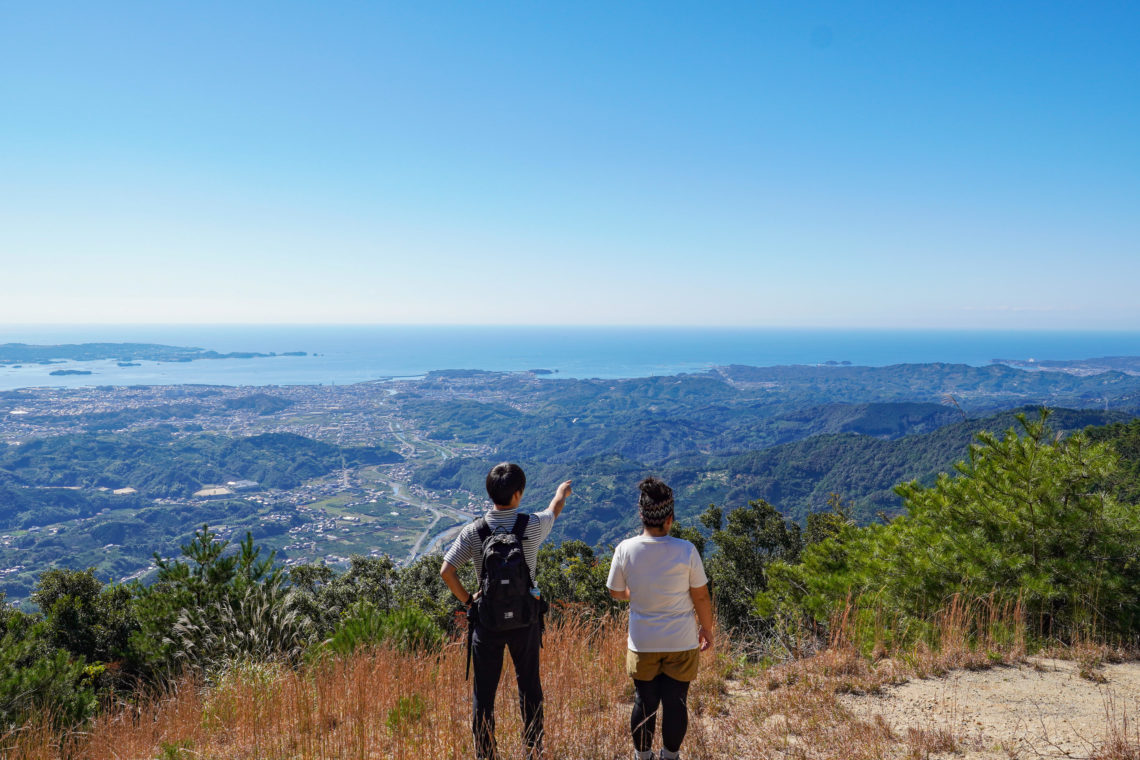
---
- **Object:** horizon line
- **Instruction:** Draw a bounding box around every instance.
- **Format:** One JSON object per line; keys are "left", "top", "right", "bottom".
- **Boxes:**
{"left": 3, "top": 323, "right": 1140, "bottom": 334}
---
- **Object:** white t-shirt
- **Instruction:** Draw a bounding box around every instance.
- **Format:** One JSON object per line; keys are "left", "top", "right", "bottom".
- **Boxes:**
{"left": 606, "top": 535, "right": 709, "bottom": 653}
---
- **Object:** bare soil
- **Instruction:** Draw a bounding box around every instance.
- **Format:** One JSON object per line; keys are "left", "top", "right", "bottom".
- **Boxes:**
{"left": 842, "top": 657, "right": 1140, "bottom": 758}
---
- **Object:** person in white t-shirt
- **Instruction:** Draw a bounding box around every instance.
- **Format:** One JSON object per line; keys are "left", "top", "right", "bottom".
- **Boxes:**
{"left": 606, "top": 477, "right": 714, "bottom": 760}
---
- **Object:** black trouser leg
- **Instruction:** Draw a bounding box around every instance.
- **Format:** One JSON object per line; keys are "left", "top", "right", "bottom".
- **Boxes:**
{"left": 472, "top": 625, "right": 506, "bottom": 760}
{"left": 507, "top": 620, "right": 544, "bottom": 752}
{"left": 658, "top": 674, "right": 691, "bottom": 753}
{"left": 632, "top": 674, "right": 692, "bottom": 754}
{"left": 473, "top": 623, "right": 543, "bottom": 759}
{"left": 630, "top": 677, "right": 662, "bottom": 752}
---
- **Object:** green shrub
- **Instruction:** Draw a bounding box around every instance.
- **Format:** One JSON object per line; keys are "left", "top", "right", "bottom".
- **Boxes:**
{"left": 135, "top": 527, "right": 314, "bottom": 675}
{"left": 379, "top": 606, "right": 445, "bottom": 654}
{"left": 0, "top": 623, "right": 96, "bottom": 732}
{"left": 700, "top": 499, "right": 802, "bottom": 636}
{"left": 156, "top": 739, "right": 194, "bottom": 760}
{"left": 322, "top": 600, "right": 387, "bottom": 656}
{"left": 322, "top": 602, "right": 444, "bottom": 656}
{"left": 386, "top": 693, "right": 427, "bottom": 733}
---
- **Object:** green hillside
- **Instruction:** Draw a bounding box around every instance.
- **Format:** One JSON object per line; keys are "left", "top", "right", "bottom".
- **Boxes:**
{"left": 415, "top": 406, "right": 1134, "bottom": 545}
{"left": 402, "top": 365, "right": 1140, "bottom": 468}
{"left": 0, "top": 428, "right": 400, "bottom": 502}
{"left": 717, "top": 406, "right": 1132, "bottom": 522}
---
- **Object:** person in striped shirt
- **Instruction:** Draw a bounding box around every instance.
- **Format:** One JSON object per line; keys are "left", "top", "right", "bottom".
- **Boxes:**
{"left": 441, "top": 462, "right": 572, "bottom": 760}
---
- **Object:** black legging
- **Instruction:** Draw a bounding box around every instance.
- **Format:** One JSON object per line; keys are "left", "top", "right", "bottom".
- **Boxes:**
{"left": 630, "top": 674, "right": 691, "bottom": 754}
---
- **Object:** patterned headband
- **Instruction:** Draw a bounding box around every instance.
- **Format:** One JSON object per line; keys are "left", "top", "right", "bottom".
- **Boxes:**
{"left": 639, "top": 498, "right": 674, "bottom": 528}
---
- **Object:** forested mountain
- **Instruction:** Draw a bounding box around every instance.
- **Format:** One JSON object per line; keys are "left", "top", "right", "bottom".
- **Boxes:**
{"left": 0, "top": 428, "right": 399, "bottom": 503}
{"left": 717, "top": 407, "right": 1130, "bottom": 522}
{"left": 415, "top": 406, "right": 1133, "bottom": 545}
{"left": 719, "top": 362, "right": 1140, "bottom": 406}
{"left": 403, "top": 365, "right": 1140, "bottom": 467}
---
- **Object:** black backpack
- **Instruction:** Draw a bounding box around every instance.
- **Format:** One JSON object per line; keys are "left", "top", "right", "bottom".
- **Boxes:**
{"left": 474, "top": 514, "right": 539, "bottom": 632}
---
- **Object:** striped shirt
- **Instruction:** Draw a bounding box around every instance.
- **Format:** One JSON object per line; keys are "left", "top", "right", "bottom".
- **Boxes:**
{"left": 443, "top": 507, "right": 556, "bottom": 582}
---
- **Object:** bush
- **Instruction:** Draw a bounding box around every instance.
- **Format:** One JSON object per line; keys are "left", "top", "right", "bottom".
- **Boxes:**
{"left": 386, "top": 693, "right": 427, "bottom": 733}
{"left": 136, "top": 526, "right": 313, "bottom": 675}
{"left": 0, "top": 623, "right": 96, "bottom": 732}
{"left": 535, "top": 540, "right": 618, "bottom": 620}
{"left": 289, "top": 555, "right": 400, "bottom": 637}
{"left": 322, "top": 602, "right": 444, "bottom": 657}
{"left": 32, "top": 568, "right": 137, "bottom": 673}
{"left": 170, "top": 576, "right": 314, "bottom": 671}
{"left": 700, "top": 499, "right": 802, "bottom": 636}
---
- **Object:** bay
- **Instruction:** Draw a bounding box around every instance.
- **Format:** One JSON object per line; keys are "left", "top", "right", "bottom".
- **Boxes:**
{"left": 2, "top": 324, "right": 1140, "bottom": 391}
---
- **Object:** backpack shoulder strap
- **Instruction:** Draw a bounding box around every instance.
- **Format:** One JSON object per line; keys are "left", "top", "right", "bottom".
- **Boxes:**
{"left": 475, "top": 517, "right": 492, "bottom": 545}
{"left": 474, "top": 518, "right": 493, "bottom": 584}
{"left": 511, "top": 513, "right": 530, "bottom": 540}
{"left": 511, "top": 514, "right": 535, "bottom": 587}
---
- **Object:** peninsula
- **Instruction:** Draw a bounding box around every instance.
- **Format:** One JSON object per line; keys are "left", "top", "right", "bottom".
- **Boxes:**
{"left": 0, "top": 342, "right": 307, "bottom": 365}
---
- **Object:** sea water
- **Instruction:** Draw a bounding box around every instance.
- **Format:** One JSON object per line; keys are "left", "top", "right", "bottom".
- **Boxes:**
{"left": 2, "top": 325, "right": 1140, "bottom": 390}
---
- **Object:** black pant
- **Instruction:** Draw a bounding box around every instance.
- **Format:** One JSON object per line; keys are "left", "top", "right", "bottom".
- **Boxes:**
{"left": 471, "top": 621, "right": 543, "bottom": 759}
{"left": 631, "top": 674, "right": 691, "bottom": 754}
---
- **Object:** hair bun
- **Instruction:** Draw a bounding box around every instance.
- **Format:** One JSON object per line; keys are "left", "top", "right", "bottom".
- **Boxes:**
{"left": 638, "top": 476, "right": 672, "bottom": 503}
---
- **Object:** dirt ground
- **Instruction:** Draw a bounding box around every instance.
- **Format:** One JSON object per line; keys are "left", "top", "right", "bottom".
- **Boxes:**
{"left": 842, "top": 657, "right": 1140, "bottom": 758}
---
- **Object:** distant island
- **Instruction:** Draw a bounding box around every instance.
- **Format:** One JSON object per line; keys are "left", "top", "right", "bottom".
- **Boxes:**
{"left": 48, "top": 369, "right": 93, "bottom": 376}
{"left": 0, "top": 342, "right": 308, "bottom": 365}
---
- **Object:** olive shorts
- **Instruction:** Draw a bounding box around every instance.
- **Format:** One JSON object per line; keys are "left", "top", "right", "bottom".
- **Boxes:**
{"left": 625, "top": 647, "right": 700, "bottom": 682}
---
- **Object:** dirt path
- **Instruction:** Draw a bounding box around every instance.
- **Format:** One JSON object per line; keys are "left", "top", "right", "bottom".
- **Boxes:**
{"left": 842, "top": 658, "right": 1140, "bottom": 758}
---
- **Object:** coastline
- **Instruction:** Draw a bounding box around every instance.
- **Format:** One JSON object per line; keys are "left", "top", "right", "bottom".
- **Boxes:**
{"left": 2, "top": 326, "right": 1140, "bottom": 391}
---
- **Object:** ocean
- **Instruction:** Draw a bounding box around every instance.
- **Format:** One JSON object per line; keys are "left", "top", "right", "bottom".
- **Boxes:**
{"left": 2, "top": 325, "right": 1140, "bottom": 391}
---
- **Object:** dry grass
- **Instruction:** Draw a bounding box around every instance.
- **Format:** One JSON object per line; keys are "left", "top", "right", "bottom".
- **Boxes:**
{"left": 5, "top": 597, "right": 1136, "bottom": 759}
{"left": 8, "top": 615, "right": 655, "bottom": 760}
{"left": 829, "top": 593, "right": 1026, "bottom": 677}
{"left": 1041, "top": 633, "right": 1132, "bottom": 683}
{"left": 1092, "top": 693, "right": 1140, "bottom": 760}
{"left": 1095, "top": 735, "right": 1140, "bottom": 760}
{"left": 903, "top": 726, "right": 959, "bottom": 759}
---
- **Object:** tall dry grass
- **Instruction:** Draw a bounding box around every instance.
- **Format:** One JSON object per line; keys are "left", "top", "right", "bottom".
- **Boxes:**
{"left": 7, "top": 595, "right": 1137, "bottom": 760}
{"left": 7, "top": 614, "right": 722, "bottom": 760}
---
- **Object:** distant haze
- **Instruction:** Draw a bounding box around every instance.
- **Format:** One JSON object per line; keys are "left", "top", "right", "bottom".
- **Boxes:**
{"left": 1, "top": 4, "right": 1138, "bottom": 327}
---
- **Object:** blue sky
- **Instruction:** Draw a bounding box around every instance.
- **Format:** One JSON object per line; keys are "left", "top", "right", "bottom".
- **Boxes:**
{"left": 1, "top": 2, "right": 1137, "bottom": 327}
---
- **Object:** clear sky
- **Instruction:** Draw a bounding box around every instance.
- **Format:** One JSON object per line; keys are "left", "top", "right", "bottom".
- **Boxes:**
{"left": 1, "top": 2, "right": 1137, "bottom": 328}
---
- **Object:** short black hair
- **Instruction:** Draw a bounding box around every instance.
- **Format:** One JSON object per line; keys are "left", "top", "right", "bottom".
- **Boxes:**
{"left": 486, "top": 462, "right": 526, "bottom": 507}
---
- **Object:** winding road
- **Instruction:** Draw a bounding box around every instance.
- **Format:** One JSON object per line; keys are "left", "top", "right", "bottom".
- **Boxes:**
{"left": 380, "top": 417, "right": 474, "bottom": 564}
